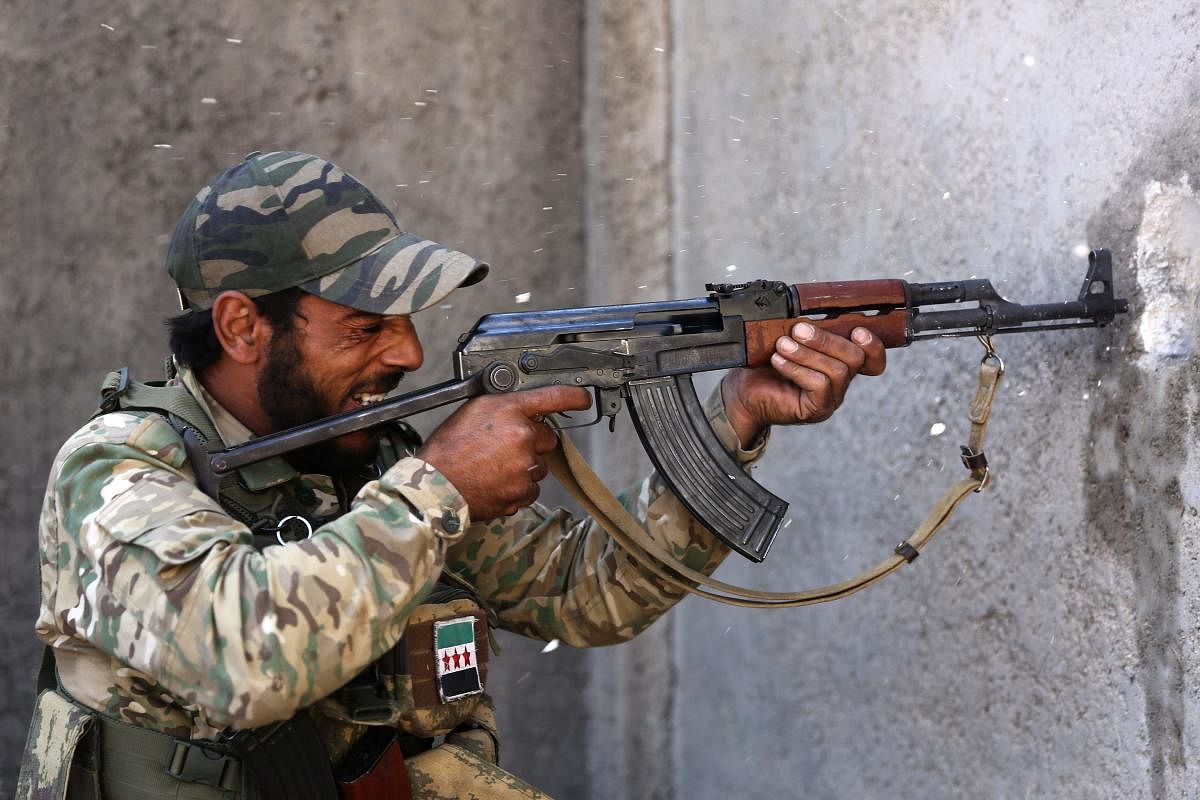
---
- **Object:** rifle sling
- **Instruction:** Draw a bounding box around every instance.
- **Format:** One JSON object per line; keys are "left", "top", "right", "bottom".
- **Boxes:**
{"left": 546, "top": 354, "right": 1003, "bottom": 609}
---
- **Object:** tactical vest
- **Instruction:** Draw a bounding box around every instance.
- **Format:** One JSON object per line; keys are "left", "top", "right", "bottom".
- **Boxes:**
{"left": 18, "top": 366, "right": 494, "bottom": 800}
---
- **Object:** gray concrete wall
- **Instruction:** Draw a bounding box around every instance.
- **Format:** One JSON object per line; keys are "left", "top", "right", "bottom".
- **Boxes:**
{"left": 580, "top": 2, "right": 676, "bottom": 798}
{"left": 662, "top": 2, "right": 1200, "bottom": 798}
{"left": 0, "top": 1, "right": 591, "bottom": 795}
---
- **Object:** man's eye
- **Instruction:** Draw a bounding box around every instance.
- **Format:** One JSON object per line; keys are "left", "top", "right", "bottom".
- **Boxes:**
{"left": 361, "top": 324, "right": 383, "bottom": 334}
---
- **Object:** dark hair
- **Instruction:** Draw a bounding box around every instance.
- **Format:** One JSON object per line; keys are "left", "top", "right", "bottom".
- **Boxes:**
{"left": 167, "top": 288, "right": 306, "bottom": 369}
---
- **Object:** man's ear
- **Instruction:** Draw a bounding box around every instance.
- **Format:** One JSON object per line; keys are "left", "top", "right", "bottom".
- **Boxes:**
{"left": 211, "top": 291, "right": 269, "bottom": 365}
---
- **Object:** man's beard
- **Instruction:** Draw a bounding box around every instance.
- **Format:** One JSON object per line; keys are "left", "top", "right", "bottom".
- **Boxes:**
{"left": 256, "top": 330, "right": 397, "bottom": 475}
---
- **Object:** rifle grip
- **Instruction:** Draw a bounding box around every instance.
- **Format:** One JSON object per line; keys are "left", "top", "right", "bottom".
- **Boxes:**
{"left": 626, "top": 375, "right": 788, "bottom": 562}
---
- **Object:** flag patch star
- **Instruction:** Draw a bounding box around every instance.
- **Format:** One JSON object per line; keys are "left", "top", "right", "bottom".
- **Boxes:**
{"left": 433, "top": 617, "right": 483, "bottom": 702}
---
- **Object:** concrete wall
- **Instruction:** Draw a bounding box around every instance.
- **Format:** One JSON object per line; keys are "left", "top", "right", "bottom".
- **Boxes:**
{"left": 4, "top": 1, "right": 1200, "bottom": 798}
{"left": 0, "top": 1, "right": 592, "bottom": 795}
{"left": 661, "top": 2, "right": 1200, "bottom": 798}
{"left": 580, "top": 3, "right": 677, "bottom": 798}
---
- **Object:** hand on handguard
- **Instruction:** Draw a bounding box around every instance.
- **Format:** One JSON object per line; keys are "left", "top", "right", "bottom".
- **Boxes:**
{"left": 721, "top": 322, "right": 886, "bottom": 449}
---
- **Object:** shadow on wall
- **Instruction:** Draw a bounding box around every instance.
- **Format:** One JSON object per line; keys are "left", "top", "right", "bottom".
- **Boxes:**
{"left": 1083, "top": 84, "right": 1200, "bottom": 798}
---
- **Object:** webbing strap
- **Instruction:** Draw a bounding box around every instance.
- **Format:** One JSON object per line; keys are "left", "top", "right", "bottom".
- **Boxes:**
{"left": 96, "top": 714, "right": 243, "bottom": 798}
{"left": 546, "top": 352, "right": 1004, "bottom": 608}
{"left": 120, "top": 379, "right": 223, "bottom": 448}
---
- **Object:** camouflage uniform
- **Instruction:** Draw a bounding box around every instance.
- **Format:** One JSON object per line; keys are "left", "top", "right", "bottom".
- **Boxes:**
{"left": 33, "top": 363, "right": 759, "bottom": 732}
{"left": 20, "top": 152, "right": 766, "bottom": 798}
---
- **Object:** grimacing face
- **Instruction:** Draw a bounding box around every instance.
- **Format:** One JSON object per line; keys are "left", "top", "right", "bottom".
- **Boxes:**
{"left": 256, "top": 293, "right": 424, "bottom": 473}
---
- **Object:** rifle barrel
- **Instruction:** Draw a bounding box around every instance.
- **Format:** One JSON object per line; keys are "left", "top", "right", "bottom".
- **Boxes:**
{"left": 909, "top": 299, "right": 1101, "bottom": 336}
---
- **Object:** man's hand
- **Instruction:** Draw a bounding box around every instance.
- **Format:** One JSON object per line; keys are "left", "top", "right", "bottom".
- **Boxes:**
{"left": 722, "top": 322, "right": 886, "bottom": 449}
{"left": 417, "top": 386, "right": 593, "bottom": 520}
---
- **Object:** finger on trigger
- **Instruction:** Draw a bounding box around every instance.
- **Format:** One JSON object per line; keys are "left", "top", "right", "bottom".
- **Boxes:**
{"left": 519, "top": 385, "right": 593, "bottom": 418}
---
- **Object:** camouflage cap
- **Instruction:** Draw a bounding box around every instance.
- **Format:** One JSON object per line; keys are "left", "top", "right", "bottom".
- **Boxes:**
{"left": 166, "top": 151, "right": 488, "bottom": 314}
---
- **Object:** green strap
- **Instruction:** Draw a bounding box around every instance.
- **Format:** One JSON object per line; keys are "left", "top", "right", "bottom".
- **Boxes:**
{"left": 123, "top": 380, "right": 223, "bottom": 447}
{"left": 95, "top": 713, "right": 243, "bottom": 799}
{"left": 97, "top": 367, "right": 222, "bottom": 446}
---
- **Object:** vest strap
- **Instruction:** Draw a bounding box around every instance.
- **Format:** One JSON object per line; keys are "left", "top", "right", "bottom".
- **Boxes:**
{"left": 113, "top": 371, "right": 223, "bottom": 447}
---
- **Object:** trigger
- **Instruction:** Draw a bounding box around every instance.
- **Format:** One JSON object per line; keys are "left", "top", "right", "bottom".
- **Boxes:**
{"left": 597, "top": 387, "right": 623, "bottom": 433}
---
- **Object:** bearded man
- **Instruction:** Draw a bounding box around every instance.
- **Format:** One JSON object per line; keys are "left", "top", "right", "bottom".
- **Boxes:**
{"left": 19, "top": 151, "right": 884, "bottom": 799}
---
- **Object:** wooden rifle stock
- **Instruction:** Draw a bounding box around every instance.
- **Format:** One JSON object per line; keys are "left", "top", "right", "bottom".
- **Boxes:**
{"left": 335, "top": 729, "right": 412, "bottom": 800}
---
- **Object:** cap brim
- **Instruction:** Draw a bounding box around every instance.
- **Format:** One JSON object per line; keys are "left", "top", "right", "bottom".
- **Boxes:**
{"left": 298, "top": 232, "right": 489, "bottom": 315}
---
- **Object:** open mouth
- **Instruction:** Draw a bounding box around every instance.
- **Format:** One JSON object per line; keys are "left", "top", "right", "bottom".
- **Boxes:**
{"left": 348, "top": 372, "right": 404, "bottom": 410}
{"left": 350, "top": 392, "right": 388, "bottom": 407}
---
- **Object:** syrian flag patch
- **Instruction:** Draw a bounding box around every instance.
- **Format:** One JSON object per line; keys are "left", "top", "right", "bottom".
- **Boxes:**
{"left": 433, "top": 616, "right": 483, "bottom": 702}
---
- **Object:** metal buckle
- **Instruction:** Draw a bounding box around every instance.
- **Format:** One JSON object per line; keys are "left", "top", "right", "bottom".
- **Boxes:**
{"left": 894, "top": 541, "right": 920, "bottom": 563}
{"left": 960, "top": 446, "right": 988, "bottom": 472}
{"left": 959, "top": 446, "right": 991, "bottom": 492}
{"left": 976, "top": 334, "right": 1005, "bottom": 372}
{"left": 166, "top": 740, "right": 240, "bottom": 790}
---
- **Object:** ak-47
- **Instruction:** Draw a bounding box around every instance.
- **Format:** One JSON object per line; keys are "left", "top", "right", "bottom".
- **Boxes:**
{"left": 193, "top": 249, "right": 1128, "bottom": 562}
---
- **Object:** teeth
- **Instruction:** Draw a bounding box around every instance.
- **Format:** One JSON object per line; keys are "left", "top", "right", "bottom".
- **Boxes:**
{"left": 353, "top": 393, "right": 387, "bottom": 406}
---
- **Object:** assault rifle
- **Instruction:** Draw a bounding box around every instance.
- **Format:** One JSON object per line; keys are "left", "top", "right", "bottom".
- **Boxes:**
{"left": 191, "top": 249, "right": 1128, "bottom": 562}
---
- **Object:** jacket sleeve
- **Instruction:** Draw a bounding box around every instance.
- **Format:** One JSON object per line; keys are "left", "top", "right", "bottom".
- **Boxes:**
{"left": 39, "top": 411, "right": 466, "bottom": 730}
{"left": 443, "top": 386, "right": 769, "bottom": 647}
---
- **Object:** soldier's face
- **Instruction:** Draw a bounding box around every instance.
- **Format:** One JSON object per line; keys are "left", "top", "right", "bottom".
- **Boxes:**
{"left": 257, "top": 294, "right": 424, "bottom": 471}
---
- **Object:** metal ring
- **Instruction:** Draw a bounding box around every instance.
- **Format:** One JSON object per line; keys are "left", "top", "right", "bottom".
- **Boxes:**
{"left": 976, "top": 334, "right": 1005, "bottom": 373}
{"left": 973, "top": 467, "right": 991, "bottom": 493}
{"left": 275, "top": 515, "right": 314, "bottom": 546}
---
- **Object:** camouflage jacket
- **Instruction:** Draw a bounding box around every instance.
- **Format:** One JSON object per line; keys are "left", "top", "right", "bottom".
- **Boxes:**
{"left": 35, "top": 365, "right": 766, "bottom": 740}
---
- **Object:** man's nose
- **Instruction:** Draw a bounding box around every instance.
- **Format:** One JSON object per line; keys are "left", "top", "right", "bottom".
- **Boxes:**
{"left": 378, "top": 329, "right": 424, "bottom": 370}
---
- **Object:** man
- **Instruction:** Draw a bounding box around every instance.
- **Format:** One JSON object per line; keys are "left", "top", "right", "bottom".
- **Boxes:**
{"left": 19, "top": 151, "right": 884, "bottom": 798}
